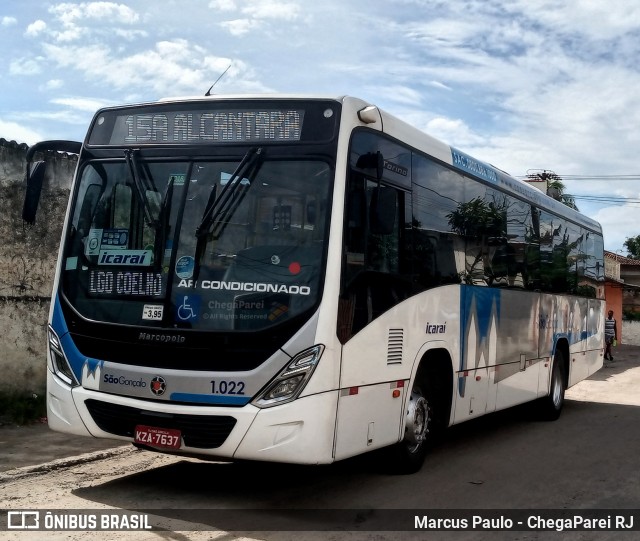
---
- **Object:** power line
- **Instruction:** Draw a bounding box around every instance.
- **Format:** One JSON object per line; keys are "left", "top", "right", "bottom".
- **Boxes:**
{"left": 514, "top": 172, "right": 640, "bottom": 206}
{"left": 559, "top": 175, "right": 640, "bottom": 180}
{"left": 516, "top": 174, "right": 640, "bottom": 181}
{"left": 563, "top": 194, "right": 640, "bottom": 206}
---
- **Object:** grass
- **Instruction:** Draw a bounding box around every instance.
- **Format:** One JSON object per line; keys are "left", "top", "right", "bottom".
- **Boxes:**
{"left": 0, "top": 390, "right": 46, "bottom": 425}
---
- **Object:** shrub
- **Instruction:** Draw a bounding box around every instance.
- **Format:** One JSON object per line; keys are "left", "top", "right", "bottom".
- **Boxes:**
{"left": 0, "top": 390, "right": 46, "bottom": 425}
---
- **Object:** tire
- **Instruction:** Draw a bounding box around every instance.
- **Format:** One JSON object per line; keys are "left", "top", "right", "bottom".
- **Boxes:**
{"left": 386, "top": 384, "right": 433, "bottom": 474}
{"left": 537, "top": 350, "right": 566, "bottom": 421}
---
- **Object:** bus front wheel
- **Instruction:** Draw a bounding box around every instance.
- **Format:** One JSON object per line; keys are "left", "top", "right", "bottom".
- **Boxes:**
{"left": 387, "top": 385, "right": 432, "bottom": 474}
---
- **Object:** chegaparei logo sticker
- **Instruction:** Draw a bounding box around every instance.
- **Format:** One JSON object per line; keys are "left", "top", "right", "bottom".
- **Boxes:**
{"left": 150, "top": 376, "right": 166, "bottom": 396}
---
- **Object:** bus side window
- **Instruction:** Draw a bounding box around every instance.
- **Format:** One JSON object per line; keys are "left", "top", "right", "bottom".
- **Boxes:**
{"left": 367, "top": 183, "right": 400, "bottom": 274}
{"left": 490, "top": 197, "right": 530, "bottom": 289}
{"left": 346, "top": 176, "right": 367, "bottom": 253}
{"left": 340, "top": 178, "right": 409, "bottom": 341}
{"left": 370, "top": 186, "right": 397, "bottom": 235}
{"left": 524, "top": 206, "right": 541, "bottom": 290}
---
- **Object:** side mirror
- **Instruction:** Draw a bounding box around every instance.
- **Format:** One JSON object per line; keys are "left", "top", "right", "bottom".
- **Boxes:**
{"left": 22, "top": 161, "right": 47, "bottom": 224}
{"left": 356, "top": 151, "right": 384, "bottom": 181}
{"left": 21, "top": 139, "right": 82, "bottom": 224}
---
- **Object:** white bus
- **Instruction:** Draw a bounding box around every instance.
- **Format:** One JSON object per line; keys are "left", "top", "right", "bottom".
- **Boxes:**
{"left": 23, "top": 95, "right": 605, "bottom": 473}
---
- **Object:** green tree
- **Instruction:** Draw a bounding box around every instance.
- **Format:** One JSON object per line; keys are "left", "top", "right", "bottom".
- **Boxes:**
{"left": 623, "top": 235, "right": 640, "bottom": 260}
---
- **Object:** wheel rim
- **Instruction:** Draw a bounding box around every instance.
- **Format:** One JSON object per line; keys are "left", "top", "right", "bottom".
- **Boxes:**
{"left": 404, "top": 390, "right": 430, "bottom": 453}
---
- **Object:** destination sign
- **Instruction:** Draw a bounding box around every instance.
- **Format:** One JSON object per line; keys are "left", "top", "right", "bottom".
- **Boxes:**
{"left": 113, "top": 109, "right": 303, "bottom": 144}
{"left": 87, "top": 100, "right": 340, "bottom": 146}
{"left": 89, "top": 270, "right": 163, "bottom": 297}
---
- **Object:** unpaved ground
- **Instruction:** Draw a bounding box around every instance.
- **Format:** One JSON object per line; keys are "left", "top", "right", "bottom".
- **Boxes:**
{"left": 0, "top": 422, "right": 122, "bottom": 472}
{"left": 0, "top": 448, "right": 241, "bottom": 541}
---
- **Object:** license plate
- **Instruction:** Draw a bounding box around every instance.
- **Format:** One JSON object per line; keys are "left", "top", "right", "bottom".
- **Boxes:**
{"left": 134, "top": 425, "right": 181, "bottom": 449}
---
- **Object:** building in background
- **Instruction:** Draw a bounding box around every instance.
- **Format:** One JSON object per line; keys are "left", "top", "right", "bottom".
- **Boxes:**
{"left": 604, "top": 251, "right": 640, "bottom": 343}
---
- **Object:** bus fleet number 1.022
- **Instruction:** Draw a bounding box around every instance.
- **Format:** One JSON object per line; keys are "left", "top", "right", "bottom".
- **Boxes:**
{"left": 210, "top": 380, "right": 245, "bottom": 395}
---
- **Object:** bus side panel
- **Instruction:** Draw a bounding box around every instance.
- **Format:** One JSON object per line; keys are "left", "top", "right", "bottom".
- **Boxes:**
{"left": 567, "top": 297, "right": 588, "bottom": 386}
{"left": 494, "top": 288, "right": 541, "bottom": 410}
{"left": 456, "top": 287, "right": 541, "bottom": 420}
{"left": 454, "top": 287, "right": 492, "bottom": 421}
{"left": 587, "top": 298, "right": 605, "bottom": 375}
{"left": 334, "top": 312, "right": 414, "bottom": 460}
{"left": 335, "top": 286, "right": 460, "bottom": 459}
{"left": 538, "top": 294, "right": 557, "bottom": 392}
{"left": 333, "top": 382, "right": 408, "bottom": 461}
{"left": 538, "top": 294, "right": 603, "bottom": 390}
{"left": 567, "top": 296, "right": 604, "bottom": 385}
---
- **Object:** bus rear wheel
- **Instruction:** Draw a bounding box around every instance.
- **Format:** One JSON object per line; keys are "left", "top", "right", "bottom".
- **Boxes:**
{"left": 536, "top": 351, "right": 566, "bottom": 421}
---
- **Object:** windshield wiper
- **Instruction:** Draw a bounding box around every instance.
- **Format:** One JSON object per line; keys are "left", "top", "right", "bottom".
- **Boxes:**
{"left": 154, "top": 173, "right": 176, "bottom": 268}
{"left": 125, "top": 149, "right": 177, "bottom": 269}
{"left": 125, "top": 149, "right": 157, "bottom": 228}
{"left": 193, "top": 147, "right": 264, "bottom": 281}
{"left": 195, "top": 147, "right": 263, "bottom": 238}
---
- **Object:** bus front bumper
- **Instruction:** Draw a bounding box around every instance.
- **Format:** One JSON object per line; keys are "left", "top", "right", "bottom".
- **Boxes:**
{"left": 47, "top": 371, "right": 338, "bottom": 465}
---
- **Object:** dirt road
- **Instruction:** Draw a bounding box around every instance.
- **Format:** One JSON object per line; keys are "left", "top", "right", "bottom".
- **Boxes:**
{"left": 2, "top": 346, "right": 640, "bottom": 540}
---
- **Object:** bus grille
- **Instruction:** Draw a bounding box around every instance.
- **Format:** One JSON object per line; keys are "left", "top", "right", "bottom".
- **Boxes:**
{"left": 387, "top": 328, "right": 404, "bottom": 364}
{"left": 85, "top": 399, "right": 237, "bottom": 449}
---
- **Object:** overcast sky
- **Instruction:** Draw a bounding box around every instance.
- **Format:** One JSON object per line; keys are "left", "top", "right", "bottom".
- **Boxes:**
{"left": 2, "top": 0, "right": 640, "bottom": 252}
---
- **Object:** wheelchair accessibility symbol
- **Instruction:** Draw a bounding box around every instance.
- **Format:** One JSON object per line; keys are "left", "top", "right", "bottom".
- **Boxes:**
{"left": 176, "top": 294, "right": 201, "bottom": 323}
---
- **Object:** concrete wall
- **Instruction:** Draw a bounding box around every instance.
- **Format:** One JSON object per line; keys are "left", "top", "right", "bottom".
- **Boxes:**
{"left": 0, "top": 137, "right": 77, "bottom": 188}
{"left": 0, "top": 256, "right": 56, "bottom": 395}
{"left": 1, "top": 137, "right": 73, "bottom": 394}
{"left": 620, "top": 261, "right": 640, "bottom": 318}
{"left": 1, "top": 297, "right": 49, "bottom": 394}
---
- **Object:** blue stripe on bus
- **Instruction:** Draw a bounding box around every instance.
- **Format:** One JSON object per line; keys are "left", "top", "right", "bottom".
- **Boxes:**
{"left": 52, "top": 295, "right": 88, "bottom": 381}
{"left": 51, "top": 295, "right": 69, "bottom": 337}
{"left": 451, "top": 147, "right": 499, "bottom": 184}
{"left": 169, "top": 393, "right": 250, "bottom": 405}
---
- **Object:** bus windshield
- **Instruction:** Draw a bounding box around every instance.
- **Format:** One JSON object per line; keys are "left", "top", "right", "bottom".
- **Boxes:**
{"left": 61, "top": 152, "right": 332, "bottom": 332}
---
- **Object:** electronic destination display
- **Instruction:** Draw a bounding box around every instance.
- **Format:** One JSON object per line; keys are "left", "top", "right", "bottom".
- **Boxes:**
{"left": 87, "top": 100, "right": 340, "bottom": 146}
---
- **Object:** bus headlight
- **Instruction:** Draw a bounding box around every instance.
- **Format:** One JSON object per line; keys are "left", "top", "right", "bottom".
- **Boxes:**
{"left": 48, "top": 326, "right": 79, "bottom": 387}
{"left": 252, "top": 345, "right": 324, "bottom": 408}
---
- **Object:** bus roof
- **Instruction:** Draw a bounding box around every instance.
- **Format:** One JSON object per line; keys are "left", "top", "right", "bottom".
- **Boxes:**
{"left": 98, "top": 93, "right": 601, "bottom": 233}
{"left": 373, "top": 101, "right": 602, "bottom": 234}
